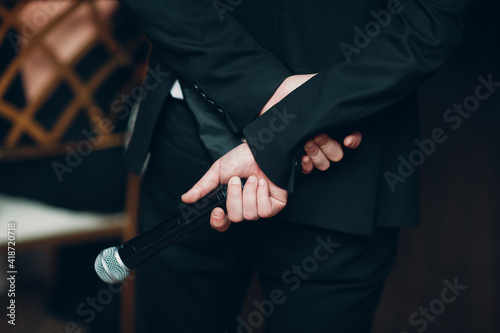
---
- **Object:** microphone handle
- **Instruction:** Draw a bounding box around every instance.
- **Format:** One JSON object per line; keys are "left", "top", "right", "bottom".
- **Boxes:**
{"left": 118, "top": 185, "right": 228, "bottom": 269}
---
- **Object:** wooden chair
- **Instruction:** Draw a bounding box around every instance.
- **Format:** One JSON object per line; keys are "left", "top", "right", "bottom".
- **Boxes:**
{"left": 0, "top": 1, "right": 148, "bottom": 332}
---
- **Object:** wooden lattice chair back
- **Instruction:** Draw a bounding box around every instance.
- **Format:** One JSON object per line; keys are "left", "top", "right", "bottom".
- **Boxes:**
{"left": 0, "top": 0, "right": 149, "bottom": 162}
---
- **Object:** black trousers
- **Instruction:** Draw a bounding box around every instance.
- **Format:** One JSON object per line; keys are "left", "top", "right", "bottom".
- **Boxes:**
{"left": 135, "top": 98, "right": 400, "bottom": 333}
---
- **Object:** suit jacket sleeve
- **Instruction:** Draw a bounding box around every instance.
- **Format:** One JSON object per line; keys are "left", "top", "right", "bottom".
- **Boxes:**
{"left": 117, "top": 0, "right": 291, "bottom": 132}
{"left": 242, "top": 0, "right": 468, "bottom": 190}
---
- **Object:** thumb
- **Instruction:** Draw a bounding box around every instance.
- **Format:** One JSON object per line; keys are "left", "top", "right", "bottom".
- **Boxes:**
{"left": 344, "top": 130, "right": 362, "bottom": 149}
{"left": 181, "top": 161, "right": 220, "bottom": 204}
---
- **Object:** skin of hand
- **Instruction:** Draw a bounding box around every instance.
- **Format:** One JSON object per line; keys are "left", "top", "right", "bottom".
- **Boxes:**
{"left": 182, "top": 74, "right": 362, "bottom": 231}
{"left": 260, "top": 74, "right": 363, "bottom": 174}
{"left": 181, "top": 143, "right": 287, "bottom": 232}
{"left": 301, "top": 131, "right": 362, "bottom": 174}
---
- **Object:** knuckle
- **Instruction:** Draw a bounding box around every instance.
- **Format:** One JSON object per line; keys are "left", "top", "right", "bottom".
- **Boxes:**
{"left": 307, "top": 147, "right": 320, "bottom": 158}
{"left": 195, "top": 187, "right": 204, "bottom": 200}
{"left": 325, "top": 139, "right": 340, "bottom": 152}
{"left": 228, "top": 214, "right": 243, "bottom": 223}
{"left": 259, "top": 209, "right": 273, "bottom": 218}
{"left": 320, "top": 141, "right": 331, "bottom": 150}
{"left": 313, "top": 135, "right": 330, "bottom": 148}
{"left": 228, "top": 187, "right": 242, "bottom": 196}
{"left": 304, "top": 140, "right": 314, "bottom": 149}
{"left": 243, "top": 211, "right": 256, "bottom": 221}
{"left": 304, "top": 141, "right": 319, "bottom": 155}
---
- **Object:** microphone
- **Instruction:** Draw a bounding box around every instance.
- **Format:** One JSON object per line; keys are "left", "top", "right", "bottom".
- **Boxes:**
{"left": 95, "top": 184, "right": 228, "bottom": 284}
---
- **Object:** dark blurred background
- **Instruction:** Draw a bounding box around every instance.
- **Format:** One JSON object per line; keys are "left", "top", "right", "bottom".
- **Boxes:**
{"left": 0, "top": 0, "right": 498, "bottom": 333}
{"left": 373, "top": 1, "right": 500, "bottom": 332}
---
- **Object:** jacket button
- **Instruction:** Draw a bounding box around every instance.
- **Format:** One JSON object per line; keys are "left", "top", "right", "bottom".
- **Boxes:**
{"left": 293, "top": 151, "right": 303, "bottom": 173}
{"left": 216, "top": 107, "right": 225, "bottom": 117}
{"left": 294, "top": 158, "right": 302, "bottom": 172}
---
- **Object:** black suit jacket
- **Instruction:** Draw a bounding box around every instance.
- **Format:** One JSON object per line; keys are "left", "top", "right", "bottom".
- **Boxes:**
{"left": 120, "top": 0, "right": 467, "bottom": 236}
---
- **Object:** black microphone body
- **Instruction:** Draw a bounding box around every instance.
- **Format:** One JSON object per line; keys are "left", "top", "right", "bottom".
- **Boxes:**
{"left": 94, "top": 185, "right": 228, "bottom": 283}
{"left": 119, "top": 184, "right": 228, "bottom": 269}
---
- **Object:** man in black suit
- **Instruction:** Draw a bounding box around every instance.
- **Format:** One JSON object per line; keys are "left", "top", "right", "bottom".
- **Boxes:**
{"left": 118, "top": 0, "right": 467, "bottom": 332}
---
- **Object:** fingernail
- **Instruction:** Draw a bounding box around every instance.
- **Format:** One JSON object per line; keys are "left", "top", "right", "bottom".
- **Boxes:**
{"left": 247, "top": 176, "right": 257, "bottom": 183}
{"left": 304, "top": 142, "right": 314, "bottom": 150}
{"left": 212, "top": 210, "right": 222, "bottom": 218}
{"left": 259, "top": 178, "right": 266, "bottom": 186}
{"left": 229, "top": 177, "right": 240, "bottom": 185}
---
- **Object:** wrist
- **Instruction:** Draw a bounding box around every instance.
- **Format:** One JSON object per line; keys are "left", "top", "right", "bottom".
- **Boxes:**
{"left": 259, "top": 74, "right": 316, "bottom": 116}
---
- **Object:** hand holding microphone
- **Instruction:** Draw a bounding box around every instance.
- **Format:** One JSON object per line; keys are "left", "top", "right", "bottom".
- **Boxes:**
{"left": 181, "top": 143, "right": 289, "bottom": 232}
{"left": 181, "top": 133, "right": 362, "bottom": 232}
{"left": 94, "top": 139, "right": 287, "bottom": 285}
{"left": 95, "top": 133, "right": 362, "bottom": 284}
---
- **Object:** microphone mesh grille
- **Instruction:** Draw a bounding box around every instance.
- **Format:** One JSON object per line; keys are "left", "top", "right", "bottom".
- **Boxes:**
{"left": 94, "top": 246, "right": 130, "bottom": 284}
